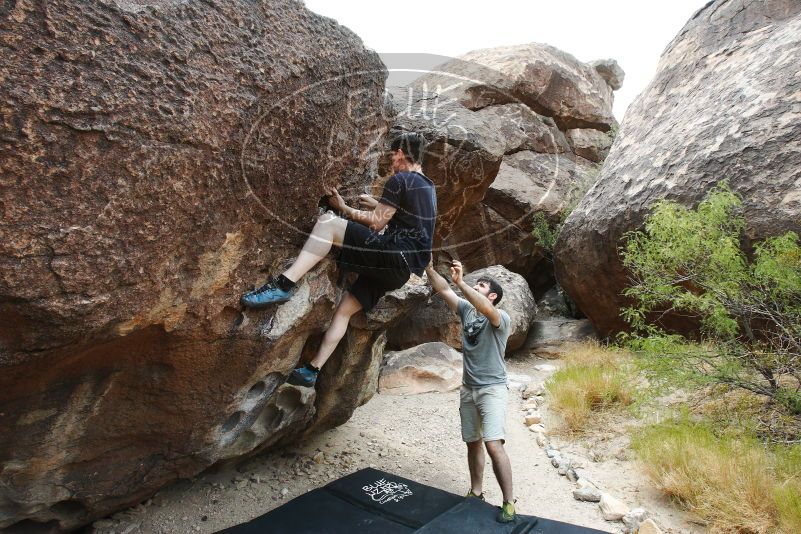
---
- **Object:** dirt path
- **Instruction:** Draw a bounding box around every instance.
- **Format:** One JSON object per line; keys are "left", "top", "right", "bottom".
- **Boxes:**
{"left": 93, "top": 357, "right": 702, "bottom": 533}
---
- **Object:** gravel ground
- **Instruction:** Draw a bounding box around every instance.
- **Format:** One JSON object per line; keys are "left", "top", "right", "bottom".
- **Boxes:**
{"left": 91, "top": 356, "right": 703, "bottom": 534}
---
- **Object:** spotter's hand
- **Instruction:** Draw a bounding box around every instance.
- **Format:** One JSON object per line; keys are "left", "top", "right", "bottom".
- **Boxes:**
{"left": 450, "top": 260, "right": 463, "bottom": 285}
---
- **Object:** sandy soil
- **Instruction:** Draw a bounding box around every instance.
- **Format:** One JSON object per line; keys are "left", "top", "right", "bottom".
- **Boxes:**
{"left": 91, "top": 356, "right": 704, "bottom": 534}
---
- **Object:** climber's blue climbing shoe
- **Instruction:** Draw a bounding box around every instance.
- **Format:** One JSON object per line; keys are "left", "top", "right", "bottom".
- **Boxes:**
{"left": 241, "top": 278, "right": 293, "bottom": 308}
{"left": 287, "top": 365, "right": 319, "bottom": 387}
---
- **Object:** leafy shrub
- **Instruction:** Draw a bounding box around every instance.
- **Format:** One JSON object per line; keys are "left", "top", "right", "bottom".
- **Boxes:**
{"left": 619, "top": 183, "right": 801, "bottom": 417}
{"left": 531, "top": 212, "right": 558, "bottom": 257}
{"left": 531, "top": 164, "right": 601, "bottom": 259}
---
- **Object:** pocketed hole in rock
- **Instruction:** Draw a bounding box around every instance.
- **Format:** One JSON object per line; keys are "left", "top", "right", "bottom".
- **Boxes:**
{"left": 4, "top": 519, "right": 62, "bottom": 534}
{"left": 219, "top": 373, "right": 284, "bottom": 449}
{"left": 48, "top": 500, "right": 87, "bottom": 521}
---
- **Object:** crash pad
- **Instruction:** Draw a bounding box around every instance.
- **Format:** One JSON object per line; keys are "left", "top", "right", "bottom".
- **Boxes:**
{"left": 217, "top": 468, "right": 610, "bottom": 534}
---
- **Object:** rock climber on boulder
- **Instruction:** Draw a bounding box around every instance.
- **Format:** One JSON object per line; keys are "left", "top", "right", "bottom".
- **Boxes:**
{"left": 241, "top": 132, "right": 437, "bottom": 387}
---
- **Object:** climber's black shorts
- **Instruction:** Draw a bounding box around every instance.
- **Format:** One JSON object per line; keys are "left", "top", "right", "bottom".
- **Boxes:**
{"left": 336, "top": 221, "right": 411, "bottom": 311}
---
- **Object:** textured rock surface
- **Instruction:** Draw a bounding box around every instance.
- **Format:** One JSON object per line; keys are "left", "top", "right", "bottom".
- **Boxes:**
{"left": 565, "top": 128, "right": 614, "bottom": 163}
{"left": 589, "top": 59, "right": 625, "bottom": 91}
{"left": 535, "top": 286, "right": 575, "bottom": 319}
{"left": 415, "top": 43, "right": 617, "bottom": 131}
{"left": 386, "top": 295, "right": 461, "bottom": 351}
{"left": 311, "top": 330, "right": 388, "bottom": 433}
{"left": 378, "top": 342, "right": 462, "bottom": 395}
{"left": 448, "top": 151, "right": 599, "bottom": 278}
{"left": 444, "top": 202, "right": 539, "bottom": 276}
{"left": 472, "top": 104, "right": 570, "bottom": 155}
{"left": 386, "top": 266, "right": 537, "bottom": 353}
{"left": 400, "top": 44, "right": 615, "bottom": 282}
{"left": 484, "top": 152, "right": 599, "bottom": 226}
{"left": 555, "top": 0, "right": 801, "bottom": 335}
{"left": 0, "top": 0, "right": 387, "bottom": 529}
{"left": 522, "top": 320, "right": 596, "bottom": 359}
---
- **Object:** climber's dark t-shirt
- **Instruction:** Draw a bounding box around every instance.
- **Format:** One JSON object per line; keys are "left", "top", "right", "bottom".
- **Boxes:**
{"left": 378, "top": 171, "right": 437, "bottom": 276}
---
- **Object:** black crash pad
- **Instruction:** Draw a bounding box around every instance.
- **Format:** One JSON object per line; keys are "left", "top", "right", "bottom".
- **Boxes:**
{"left": 218, "top": 468, "right": 610, "bottom": 534}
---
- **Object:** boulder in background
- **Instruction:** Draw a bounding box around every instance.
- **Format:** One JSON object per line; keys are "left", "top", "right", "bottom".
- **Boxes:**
{"left": 378, "top": 342, "right": 462, "bottom": 395}
{"left": 555, "top": 0, "right": 801, "bottom": 335}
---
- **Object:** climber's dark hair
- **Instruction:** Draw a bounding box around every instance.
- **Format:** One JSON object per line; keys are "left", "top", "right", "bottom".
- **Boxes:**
{"left": 390, "top": 132, "right": 425, "bottom": 164}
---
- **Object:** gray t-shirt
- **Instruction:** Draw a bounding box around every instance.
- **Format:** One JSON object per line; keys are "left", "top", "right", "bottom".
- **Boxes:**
{"left": 456, "top": 298, "right": 511, "bottom": 387}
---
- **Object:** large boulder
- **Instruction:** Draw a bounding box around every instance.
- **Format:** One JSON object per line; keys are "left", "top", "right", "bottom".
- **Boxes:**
{"left": 400, "top": 44, "right": 617, "bottom": 283}
{"left": 521, "top": 319, "right": 597, "bottom": 359}
{"left": 555, "top": 0, "right": 801, "bottom": 335}
{"left": 565, "top": 128, "right": 614, "bottom": 163}
{"left": 386, "top": 295, "right": 462, "bottom": 351}
{"left": 414, "top": 43, "right": 617, "bottom": 131}
{"left": 484, "top": 152, "right": 600, "bottom": 226}
{"left": 448, "top": 151, "right": 600, "bottom": 278}
{"left": 0, "top": 0, "right": 387, "bottom": 530}
{"left": 378, "top": 342, "right": 462, "bottom": 395}
{"left": 472, "top": 104, "right": 571, "bottom": 155}
{"left": 386, "top": 266, "right": 537, "bottom": 353}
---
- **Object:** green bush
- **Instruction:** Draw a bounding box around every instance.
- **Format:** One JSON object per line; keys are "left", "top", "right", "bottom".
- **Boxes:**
{"left": 531, "top": 212, "right": 558, "bottom": 257}
{"left": 619, "top": 183, "right": 801, "bottom": 417}
{"left": 531, "top": 164, "right": 601, "bottom": 259}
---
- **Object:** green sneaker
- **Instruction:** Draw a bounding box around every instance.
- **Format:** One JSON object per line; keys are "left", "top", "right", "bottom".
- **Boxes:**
{"left": 496, "top": 500, "right": 516, "bottom": 523}
{"left": 465, "top": 490, "right": 485, "bottom": 500}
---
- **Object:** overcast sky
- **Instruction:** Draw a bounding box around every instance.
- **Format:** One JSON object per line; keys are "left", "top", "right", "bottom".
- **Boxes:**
{"left": 303, "top": 0, "right": 709, "bottom": 120}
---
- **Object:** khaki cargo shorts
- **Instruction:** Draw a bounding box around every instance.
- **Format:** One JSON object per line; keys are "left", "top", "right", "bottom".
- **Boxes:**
{"left": 459, "top": 383, "right": 508, "bottom": 443}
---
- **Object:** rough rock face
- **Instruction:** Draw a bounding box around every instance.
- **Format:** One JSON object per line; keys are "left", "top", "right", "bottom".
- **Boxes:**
{"left": 485, "top": 152, "right": 599, "bottom": 226}
{"left": 589, "top": 59, "right": 625, "bottom": 91}
{"left": 535, "top": 286, "right": 576, "bottom": 319}
{"left": 0, "top": 0, "right": 387, "bottom": 530}
{"left": 378, "top": 342, "right": 462, "bottom": 395}
{"left": 387, "top": 266, "right": 537, "bottom": 353}
{"left": 415, "top": 43, "right": 617, "bottom": 131}
{"left": 398, "top": 44, "right": 616, "bottom": 282}
{"left": 555, "top": 0, "right": 801, "bottom": 335}
{"left": 448, "top": 151, "right": 599, "bottom": 278}
{"left": 472, "top": 104, "right": 571, "bottom": 155}
{"left": 521, "top": 320, "right": 597, "bottom": 359}
{"left": 386, "top": 296, "right": 461, "bottom": 351}
{"left": 565, "top": 129, "right": 614, "bottom": 163}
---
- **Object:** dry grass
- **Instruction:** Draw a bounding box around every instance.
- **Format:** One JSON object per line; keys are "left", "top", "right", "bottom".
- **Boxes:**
{"left": 632, "top": 421, "right": 801, "bottom": 533}
{"left": 545, "top": 342, "right": 634, "bottom": 433}
{"left": 694, "top": 387, "right": 801, "bottom": 444}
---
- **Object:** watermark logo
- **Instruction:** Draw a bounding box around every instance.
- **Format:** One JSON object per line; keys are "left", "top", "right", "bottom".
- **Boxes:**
{"left": 240, "top": 52, "right": 600, "bottom": 258}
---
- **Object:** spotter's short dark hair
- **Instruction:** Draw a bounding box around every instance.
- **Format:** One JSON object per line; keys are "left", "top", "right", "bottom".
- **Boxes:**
{"left": 477, "top": 276, "right": 503, "bottom": 305}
